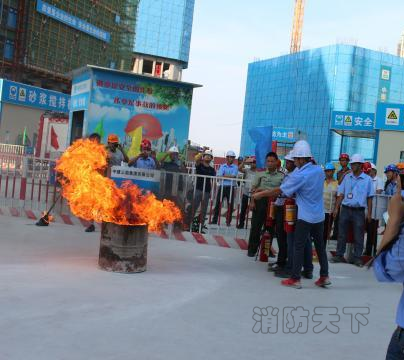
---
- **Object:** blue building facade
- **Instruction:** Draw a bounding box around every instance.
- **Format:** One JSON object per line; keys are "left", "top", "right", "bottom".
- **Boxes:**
{"left": 134, "top": 0, "right": 195, "bottom": 67}
{"left": 240, "top": 45, "right": 404, "bottom": 165}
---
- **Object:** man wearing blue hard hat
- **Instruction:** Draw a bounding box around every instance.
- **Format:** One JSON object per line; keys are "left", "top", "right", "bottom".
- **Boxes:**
{"left": 384, "top": 164, "right": 399, "bottom": 196}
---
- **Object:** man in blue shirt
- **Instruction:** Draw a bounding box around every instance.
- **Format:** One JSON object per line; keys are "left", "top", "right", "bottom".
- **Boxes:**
{"left": 253, "top": 141, "right": 330, "bottom": 289}
{"left": 331, "top": 154, "right": 375, "bottom": 267}
{"left": 384, "top": 164, "right": 399, "bottom": 196}
{"left": 128, "top": 139, "right": 157, "bottom": 170}
{"left": 373, "top": 177, "right": 404, "bottom": 359}
{"left": 211, "top": 150, "right": 239, "bottom": 226}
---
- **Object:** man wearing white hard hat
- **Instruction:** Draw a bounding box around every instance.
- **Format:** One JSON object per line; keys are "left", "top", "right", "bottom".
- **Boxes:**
{"left": 253, "top": 140, "right": 330, "bottom": 288}
{"left": 331, "top": 154, "right": 375, "bottom": 266}
{"left": 368, "top": 163, "right": 383, "bottom": 195}
{"left": 211, "top": 150, "right": 239, "bottom": 226}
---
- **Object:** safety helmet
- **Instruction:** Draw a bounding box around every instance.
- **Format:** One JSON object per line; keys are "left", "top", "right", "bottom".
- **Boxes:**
{"left": 396, "top": 163, "right": 404, "bottom": 172}
{"left": 226, "top": 150, "right": 236, "bottom": 158}
{"left": 384, "top": 164, "right": 399, "bottom": 174}
{"left": 339, "top": 153, "right": 350, "bottom": 161}
{"left": 107, "top": 134, "right": 119, "bottom": 144}
{"left": 370, "top": 163, "right": 377, "bottom": 170}
{"left": 141, "top": 139, "right": 152, "bottom": 150}
{"left": 203, "top": 149, "right": 213, "bottom": 159}
{"left": 284, "top": 151, "right": 294, "bottom": 162}
{"left": 292, "top": 140, "right": 312, "bottom": 158}
{"left": 168, "top": 146, "right": 179, "bottom": 153}
{"left": 350, "top": 154, "right": 365, "bottom": 164}
{"left": 324, "top": 162, "right": 336, "bottom": 171}
{"left": 362, "top": 162, "right": 372, "bottom": 174}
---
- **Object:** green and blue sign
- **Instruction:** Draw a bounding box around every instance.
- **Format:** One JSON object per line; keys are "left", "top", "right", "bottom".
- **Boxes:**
{"left": 376, "top": 102, "right": 404, "bottom": 131}
{"left": 2, "top": 80, "right": 70, "bottom": 112}
{"left": 331, "top": 111, "right": 375, "bottom": 131}
{"left": 37, "top": 0, "right": 110, "bottom": 43}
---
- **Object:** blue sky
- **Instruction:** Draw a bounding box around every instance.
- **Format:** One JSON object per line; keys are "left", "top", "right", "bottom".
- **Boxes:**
{"left": 183, "top": 0, "right": 404, "bottom": 156}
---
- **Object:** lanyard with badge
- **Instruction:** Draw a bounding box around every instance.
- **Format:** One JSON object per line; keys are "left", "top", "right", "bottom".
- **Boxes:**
{"left": 347, "top": 176, "right": 359, "bottom": 200}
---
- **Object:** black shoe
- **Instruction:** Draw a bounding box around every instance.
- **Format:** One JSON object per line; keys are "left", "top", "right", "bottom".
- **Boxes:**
{"left": 330, "top": 255, "right": 346, "bottom": 263}
{"left": 247, "top": 252, "right": 256, "bottom": 257}
{"left": 268, "top": 264, "right": 283, "bottom": 272}
{"left": 237, "top": 224, "right": 244, "bottom": 229}
{"left": 85, "top": 224, "right": 95, "bottom": 232}
{"left": 210, "top": 220, "right": 218, "bottom": 225}
{"left": 350, "top": 258, "right": 363, "bottom": 268}
{"left": 301, "top": 270, "right": 313, "bottom": 279}
{"left": 275, "top": 269, "right": 291, "bottom": 278}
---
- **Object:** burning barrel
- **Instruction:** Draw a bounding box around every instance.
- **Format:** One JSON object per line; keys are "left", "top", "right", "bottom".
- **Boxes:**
{"left": 99, "top": 222, "right": 148, "bottom": 273}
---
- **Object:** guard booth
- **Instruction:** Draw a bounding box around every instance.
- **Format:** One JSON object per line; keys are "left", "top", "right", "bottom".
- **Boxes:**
{"left": 68, "top": 65, "right": 201, "bottom": 161}
{"left": 330, "top": 111, "right": 377, "bottom": 165}
{"left": 375, "top": 103, "right": 404, "bottom": 174}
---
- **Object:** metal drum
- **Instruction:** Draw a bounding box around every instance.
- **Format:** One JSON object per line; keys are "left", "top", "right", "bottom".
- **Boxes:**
{"left": 99, "top": 222, "right": 148, "bottom": 273}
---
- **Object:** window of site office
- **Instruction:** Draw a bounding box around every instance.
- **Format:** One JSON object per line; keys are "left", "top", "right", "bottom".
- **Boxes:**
{"left": 142, "top": 59, "right": 153, "bottom": 75}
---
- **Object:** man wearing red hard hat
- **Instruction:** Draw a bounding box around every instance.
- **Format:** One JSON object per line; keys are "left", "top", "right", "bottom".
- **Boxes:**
{"left": 128, "top": 139, "right": 157, "bottom": 169}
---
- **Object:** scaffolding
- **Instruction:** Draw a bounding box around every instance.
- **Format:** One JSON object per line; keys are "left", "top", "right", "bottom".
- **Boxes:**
{"left": 0, "top": 0, "right": 139, "bottom": 87}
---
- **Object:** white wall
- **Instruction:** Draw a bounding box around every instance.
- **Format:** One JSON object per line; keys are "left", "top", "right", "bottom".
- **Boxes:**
{"left": 376, "top": 130, "right": 404, "bottom": 173}
{"left": 0, "top": 103, "right": 44, "bottom": 146}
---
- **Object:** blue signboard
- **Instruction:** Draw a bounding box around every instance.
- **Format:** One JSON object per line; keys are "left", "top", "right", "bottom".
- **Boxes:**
{"left": 331, "top": 111, "right": 375, "bottom": 131}
{"left": 2, "top": 80, "right": 70, "bottom": 112}
{"left": 37, "top": 0, "right": 110, "bottom": 43}
{"left": 376, "top": 102, "right": 404, "bottom": 131}
{"left": 272, "top": 127, "right": 296, "bottom": 142}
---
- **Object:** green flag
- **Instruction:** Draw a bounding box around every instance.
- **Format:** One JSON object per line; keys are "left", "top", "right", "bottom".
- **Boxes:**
{"left": 94, "top": 117, "right": 105, "bottom": 141}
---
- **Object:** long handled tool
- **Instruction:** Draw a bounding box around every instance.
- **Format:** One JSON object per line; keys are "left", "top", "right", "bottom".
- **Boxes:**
{"left": 36, "top": 193, "right": 62, "bottom": 226}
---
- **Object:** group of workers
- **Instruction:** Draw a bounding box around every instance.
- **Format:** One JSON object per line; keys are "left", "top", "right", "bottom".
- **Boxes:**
{"left": 239, "top": 139, "right": 404, "bottom": 289}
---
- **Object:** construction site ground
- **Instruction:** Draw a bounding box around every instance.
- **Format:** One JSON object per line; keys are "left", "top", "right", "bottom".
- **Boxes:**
{"left": 0, "top": 214, "right": 398, "bottom": 360}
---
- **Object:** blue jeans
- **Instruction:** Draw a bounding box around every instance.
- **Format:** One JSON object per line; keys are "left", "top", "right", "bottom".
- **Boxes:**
{"left": 386, "top": 327, "right": 404, "bottom": 360}
{"left": 285, "top": 231, "right": 313, "bottom": 272}
{"left": 336, "top": 206, "right": 366, "bottom": 259}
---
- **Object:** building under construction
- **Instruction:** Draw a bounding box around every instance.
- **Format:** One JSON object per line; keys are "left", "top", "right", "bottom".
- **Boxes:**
{"left": 0, "top": 0, "right": 139, "bottom": 92}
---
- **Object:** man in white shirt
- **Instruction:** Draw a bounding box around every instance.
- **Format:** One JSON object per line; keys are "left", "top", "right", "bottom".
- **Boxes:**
{"left": 364, "top": 163, "right": 383, "bottom": 256}
{"left": 369, "top": 163, "right": 383, "bottom": 194}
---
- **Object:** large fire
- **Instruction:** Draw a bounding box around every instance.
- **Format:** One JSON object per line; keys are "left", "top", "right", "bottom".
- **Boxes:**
{"left": 55, "top": 139, "right": 182, "bottom": 232}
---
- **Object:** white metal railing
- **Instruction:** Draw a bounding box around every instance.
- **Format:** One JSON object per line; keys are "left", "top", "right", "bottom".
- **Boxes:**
{"left": 0, "top": 143, "right": 25, "bottom": 156}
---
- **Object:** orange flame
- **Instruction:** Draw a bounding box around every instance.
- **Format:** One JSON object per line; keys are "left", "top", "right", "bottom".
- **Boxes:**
{"left": 55, "top": 139, "right": 181, "bottom": 232}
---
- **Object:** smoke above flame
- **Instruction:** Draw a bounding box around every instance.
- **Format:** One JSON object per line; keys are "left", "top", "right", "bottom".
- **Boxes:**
{"left": 55, "top": 139, "right": 181, "bottom": 232}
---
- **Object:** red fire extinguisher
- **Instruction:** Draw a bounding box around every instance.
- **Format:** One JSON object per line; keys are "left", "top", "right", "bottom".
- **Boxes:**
{"left": 259, "top": 232, "right": 271, "bottom": 262}
{"left": 265, "top": 198, "right": 276, "bottom": 228}
{"left": 284, "top": 198, "right": 297, "bottom": 233}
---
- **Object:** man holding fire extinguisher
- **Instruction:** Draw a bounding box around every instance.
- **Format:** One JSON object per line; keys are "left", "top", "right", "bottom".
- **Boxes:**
{"left": 247, "top": 152, "right": 284, "bottom": 257}
{"left": 253, "top": 140, "right": 330, "bottom": 289}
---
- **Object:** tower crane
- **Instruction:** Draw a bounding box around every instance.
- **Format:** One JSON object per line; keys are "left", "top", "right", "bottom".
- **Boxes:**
{"left": 290, "top": 0, "right": 306, "bottom": 53}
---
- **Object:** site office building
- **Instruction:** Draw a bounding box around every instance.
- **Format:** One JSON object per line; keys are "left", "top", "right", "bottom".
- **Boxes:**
{"left": 0, "top": 0, "right": 138, "bottom": 149}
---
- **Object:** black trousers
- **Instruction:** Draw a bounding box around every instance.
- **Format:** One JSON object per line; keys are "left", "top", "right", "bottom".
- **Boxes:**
{"left": 275, "top": 205, "right": 287, "bottom": 267}
{"left": 292, "top": 220, "right": 329, "bottom": 280}
{"left": 247, "top": 198, "right": 268, "bottom": 256}
{"left": 238, "top": 194, "right": 249, "bottom": 227}
{"left": 365, "top": 219, "right": 379, "bottom": 256}
{"left": 323, "top": 213, "right": 334, "bottom": 246}
{"left": 212, "top": 186, "right": 235, "bottom": 225}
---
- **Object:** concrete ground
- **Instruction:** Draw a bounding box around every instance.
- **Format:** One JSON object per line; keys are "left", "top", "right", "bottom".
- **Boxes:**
{"left": 0, "top": 215, "right": 399, "bottom": 360}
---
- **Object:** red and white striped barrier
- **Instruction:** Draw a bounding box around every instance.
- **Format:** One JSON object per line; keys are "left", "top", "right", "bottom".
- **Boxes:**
{"left": 0, "top": 207, "right": 249, "bottom": 251}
